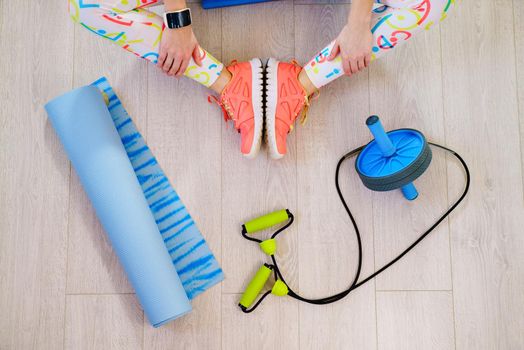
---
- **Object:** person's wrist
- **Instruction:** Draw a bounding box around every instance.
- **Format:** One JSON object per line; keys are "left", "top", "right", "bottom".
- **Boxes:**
{"left": 348, "top": 11, "right": 372, "bottom": 29}
{"left": 166, "top": 24, "right": 192, "bottom": 32}
{"left": 164, "top": 0, "right": 187, "bottom": 11}
{"left": 348, "top": 18, "right": 371, "bottom": 30}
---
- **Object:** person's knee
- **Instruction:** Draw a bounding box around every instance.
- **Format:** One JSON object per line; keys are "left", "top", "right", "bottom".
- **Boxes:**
{"left": 407, "top": 0, "right": 451, "bottom": 24}
{"left": 431, "top": 0, "right": 451, "bottom": 11}
{"left": 426, "top": 0, "right": 452, "bottom": 22}
{"left": 404, "top": 0, "right": 450, "bottom": 11}
{"left": 422, "top": 0, "right": 450, "bottom": 12}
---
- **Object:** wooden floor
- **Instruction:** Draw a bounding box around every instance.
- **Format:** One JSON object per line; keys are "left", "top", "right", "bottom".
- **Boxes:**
{"left": 1, "top": 0, "right": 524, "bottom": 349}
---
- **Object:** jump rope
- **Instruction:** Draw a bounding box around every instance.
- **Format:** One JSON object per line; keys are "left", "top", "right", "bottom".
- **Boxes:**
{"left": 238, "top": 116, "right": 470, "bottom": 313}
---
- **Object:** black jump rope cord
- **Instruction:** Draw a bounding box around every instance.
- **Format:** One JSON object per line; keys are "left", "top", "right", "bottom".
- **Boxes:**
{"left": 244, "top": 142, "right": 470, "bottom": 310}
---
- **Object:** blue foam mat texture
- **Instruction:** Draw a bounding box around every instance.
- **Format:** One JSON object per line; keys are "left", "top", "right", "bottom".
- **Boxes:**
{"left": 92, "top": 77, "right": 224, "bottom": 299}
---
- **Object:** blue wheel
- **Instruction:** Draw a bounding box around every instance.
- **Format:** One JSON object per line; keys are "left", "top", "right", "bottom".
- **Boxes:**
{"left": 355, "top": 128, "right": 432, "bottom": 192}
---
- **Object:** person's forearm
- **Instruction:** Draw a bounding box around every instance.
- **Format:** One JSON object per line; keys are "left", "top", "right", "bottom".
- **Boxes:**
{"left": 348, "top": 0, "right": 373, "bottom": 26}
{"left": 164, "top": 0, "right": 188, "bottom": 11}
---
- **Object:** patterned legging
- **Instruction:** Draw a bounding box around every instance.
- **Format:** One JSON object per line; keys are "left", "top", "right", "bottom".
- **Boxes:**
{"left": 69, "top": 0, "right": 455, "bottom": 90}
{"left": 304, "top": 0, "right": 455, "bottom": 88}
{"left": 68, "top": 0, "right": 224, "bottom": 87}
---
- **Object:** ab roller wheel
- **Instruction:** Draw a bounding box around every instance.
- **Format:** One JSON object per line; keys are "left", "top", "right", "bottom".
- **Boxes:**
{"left": 356, "top": 115, "right": 432, "bottom": 200}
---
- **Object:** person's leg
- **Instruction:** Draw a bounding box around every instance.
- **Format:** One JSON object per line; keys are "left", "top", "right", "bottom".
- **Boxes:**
{"left": 68, "top": 0, "right": 230, "bottom": 92}
{"left": 264, "top": 0, "right": 455, "bottom": 159}
{"left": 68, "top": 0, "right": 262, "bottom": 157}
{"left": 300, "top": 0, "right": 455, "bottom": 94}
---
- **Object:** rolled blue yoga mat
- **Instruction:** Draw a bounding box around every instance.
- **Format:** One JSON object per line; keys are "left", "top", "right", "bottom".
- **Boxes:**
{"left": 45, "top": 77, "right": 223, "bottom": 327}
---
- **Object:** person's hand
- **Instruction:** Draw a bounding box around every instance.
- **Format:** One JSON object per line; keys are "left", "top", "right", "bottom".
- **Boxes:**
{"left": 157, "top": 26, "right": 203, "bottom": 77}
{"left": 328, "top": 21, "right": 373, "bottom": 76}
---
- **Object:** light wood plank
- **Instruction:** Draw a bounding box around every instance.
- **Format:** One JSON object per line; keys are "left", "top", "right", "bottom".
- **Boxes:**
{"left": 376, "top": 291, "right": 454, "bottom": 350}
{"left": 144, "top": 289, "right": 221, "bottom": 350}
{"left": 368, "top": 11, "right": 451, "bottom": 291}
{"left": 294, "top": 4, "right": 377, "bottom": 349}
{"left": 0, "top": 1, "right": 73, "bottom": 348}
{"left": 515, "top": 0, "right": 524, "bottom": 200}
{"left": 66, "top": 11, "right": 149, "bottom": 294}
{"left": 143, "top": 6, "right": 223, "bottom": 348}
{"left": 299, "top": 282, "right": 377, "bottom": 350}
{"left": 65, "top": 295, "right": 143, "bottom": 350}
{"left": 222, "top": 294, "right": 299, "bottom": 350}
{"left": 441, "top": 0, "right": 524, "bottom": 348}
{"left": 220, "top": 3, "right": 299, "bottom": 348}
{"left": 222, "top": 1, "right": 294, "bottom": 62}
{"left": 220, "top": 0, "right": 299, "bottom": 295}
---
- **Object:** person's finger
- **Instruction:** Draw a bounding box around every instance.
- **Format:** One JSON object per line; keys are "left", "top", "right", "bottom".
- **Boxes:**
{"left": 192, "top": 46, "right": 203, "bottom": 66}
{"left": 328, "top": 42, "right": 340, "bottom": 61}
{"left": 163, "top": 54, "right": 174, "bottom": 73}
{"left": 342, "top": 58, "right": 351, "bottom": 76}
{"left": 347, "top": 60, "right": 354, "bottom": 75}
{"left": 364, "top": 54, "right": 371, "bottom": 68}
{"left": 357, "top": 58, "right": 365, "bottom": 71}
{"left": 349, "top": 59, "right": 358, "bottom": 74}
{"left": 176, "top": 57, "right": 190, "bottom": 77}
{"left": 169, "top": 55, "right": 182, "bottom": 76}
{"left": 157, "top": 50, "right": 167, "bottom": 68}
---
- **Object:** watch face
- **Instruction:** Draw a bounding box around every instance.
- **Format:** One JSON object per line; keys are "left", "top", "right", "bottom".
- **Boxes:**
{"left": 165, "top": 9, "right": 192, "bottom": 29}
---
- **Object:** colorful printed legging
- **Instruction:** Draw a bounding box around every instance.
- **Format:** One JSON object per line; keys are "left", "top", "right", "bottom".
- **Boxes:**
{"left": 68, "top": 0, "right": 224, "bottom": 87}
{"left": 69, "top": 0, "right": 454, "bottom": 90}
{"left": 304, "top": 0, "right": 455, "bottom": 88}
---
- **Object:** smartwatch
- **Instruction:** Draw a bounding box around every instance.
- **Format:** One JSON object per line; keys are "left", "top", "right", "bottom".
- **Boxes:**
{"left": 163, "top": 8, "right": 192, "bottom": 29}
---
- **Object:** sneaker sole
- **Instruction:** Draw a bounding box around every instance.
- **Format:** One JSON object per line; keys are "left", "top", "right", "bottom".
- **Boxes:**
{"left": 244, "top": 58, "right": 264, "bottom": 159}
{"left": 265, "top": 58, "right": 284, "bottom": 159}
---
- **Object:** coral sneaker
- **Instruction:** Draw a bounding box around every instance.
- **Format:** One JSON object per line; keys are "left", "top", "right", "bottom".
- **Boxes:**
{"left": 210, "top": 58, "right": 264, "bottom": 158}
{"left": 265, "top": 58, "right": 309, "bottom": 159}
